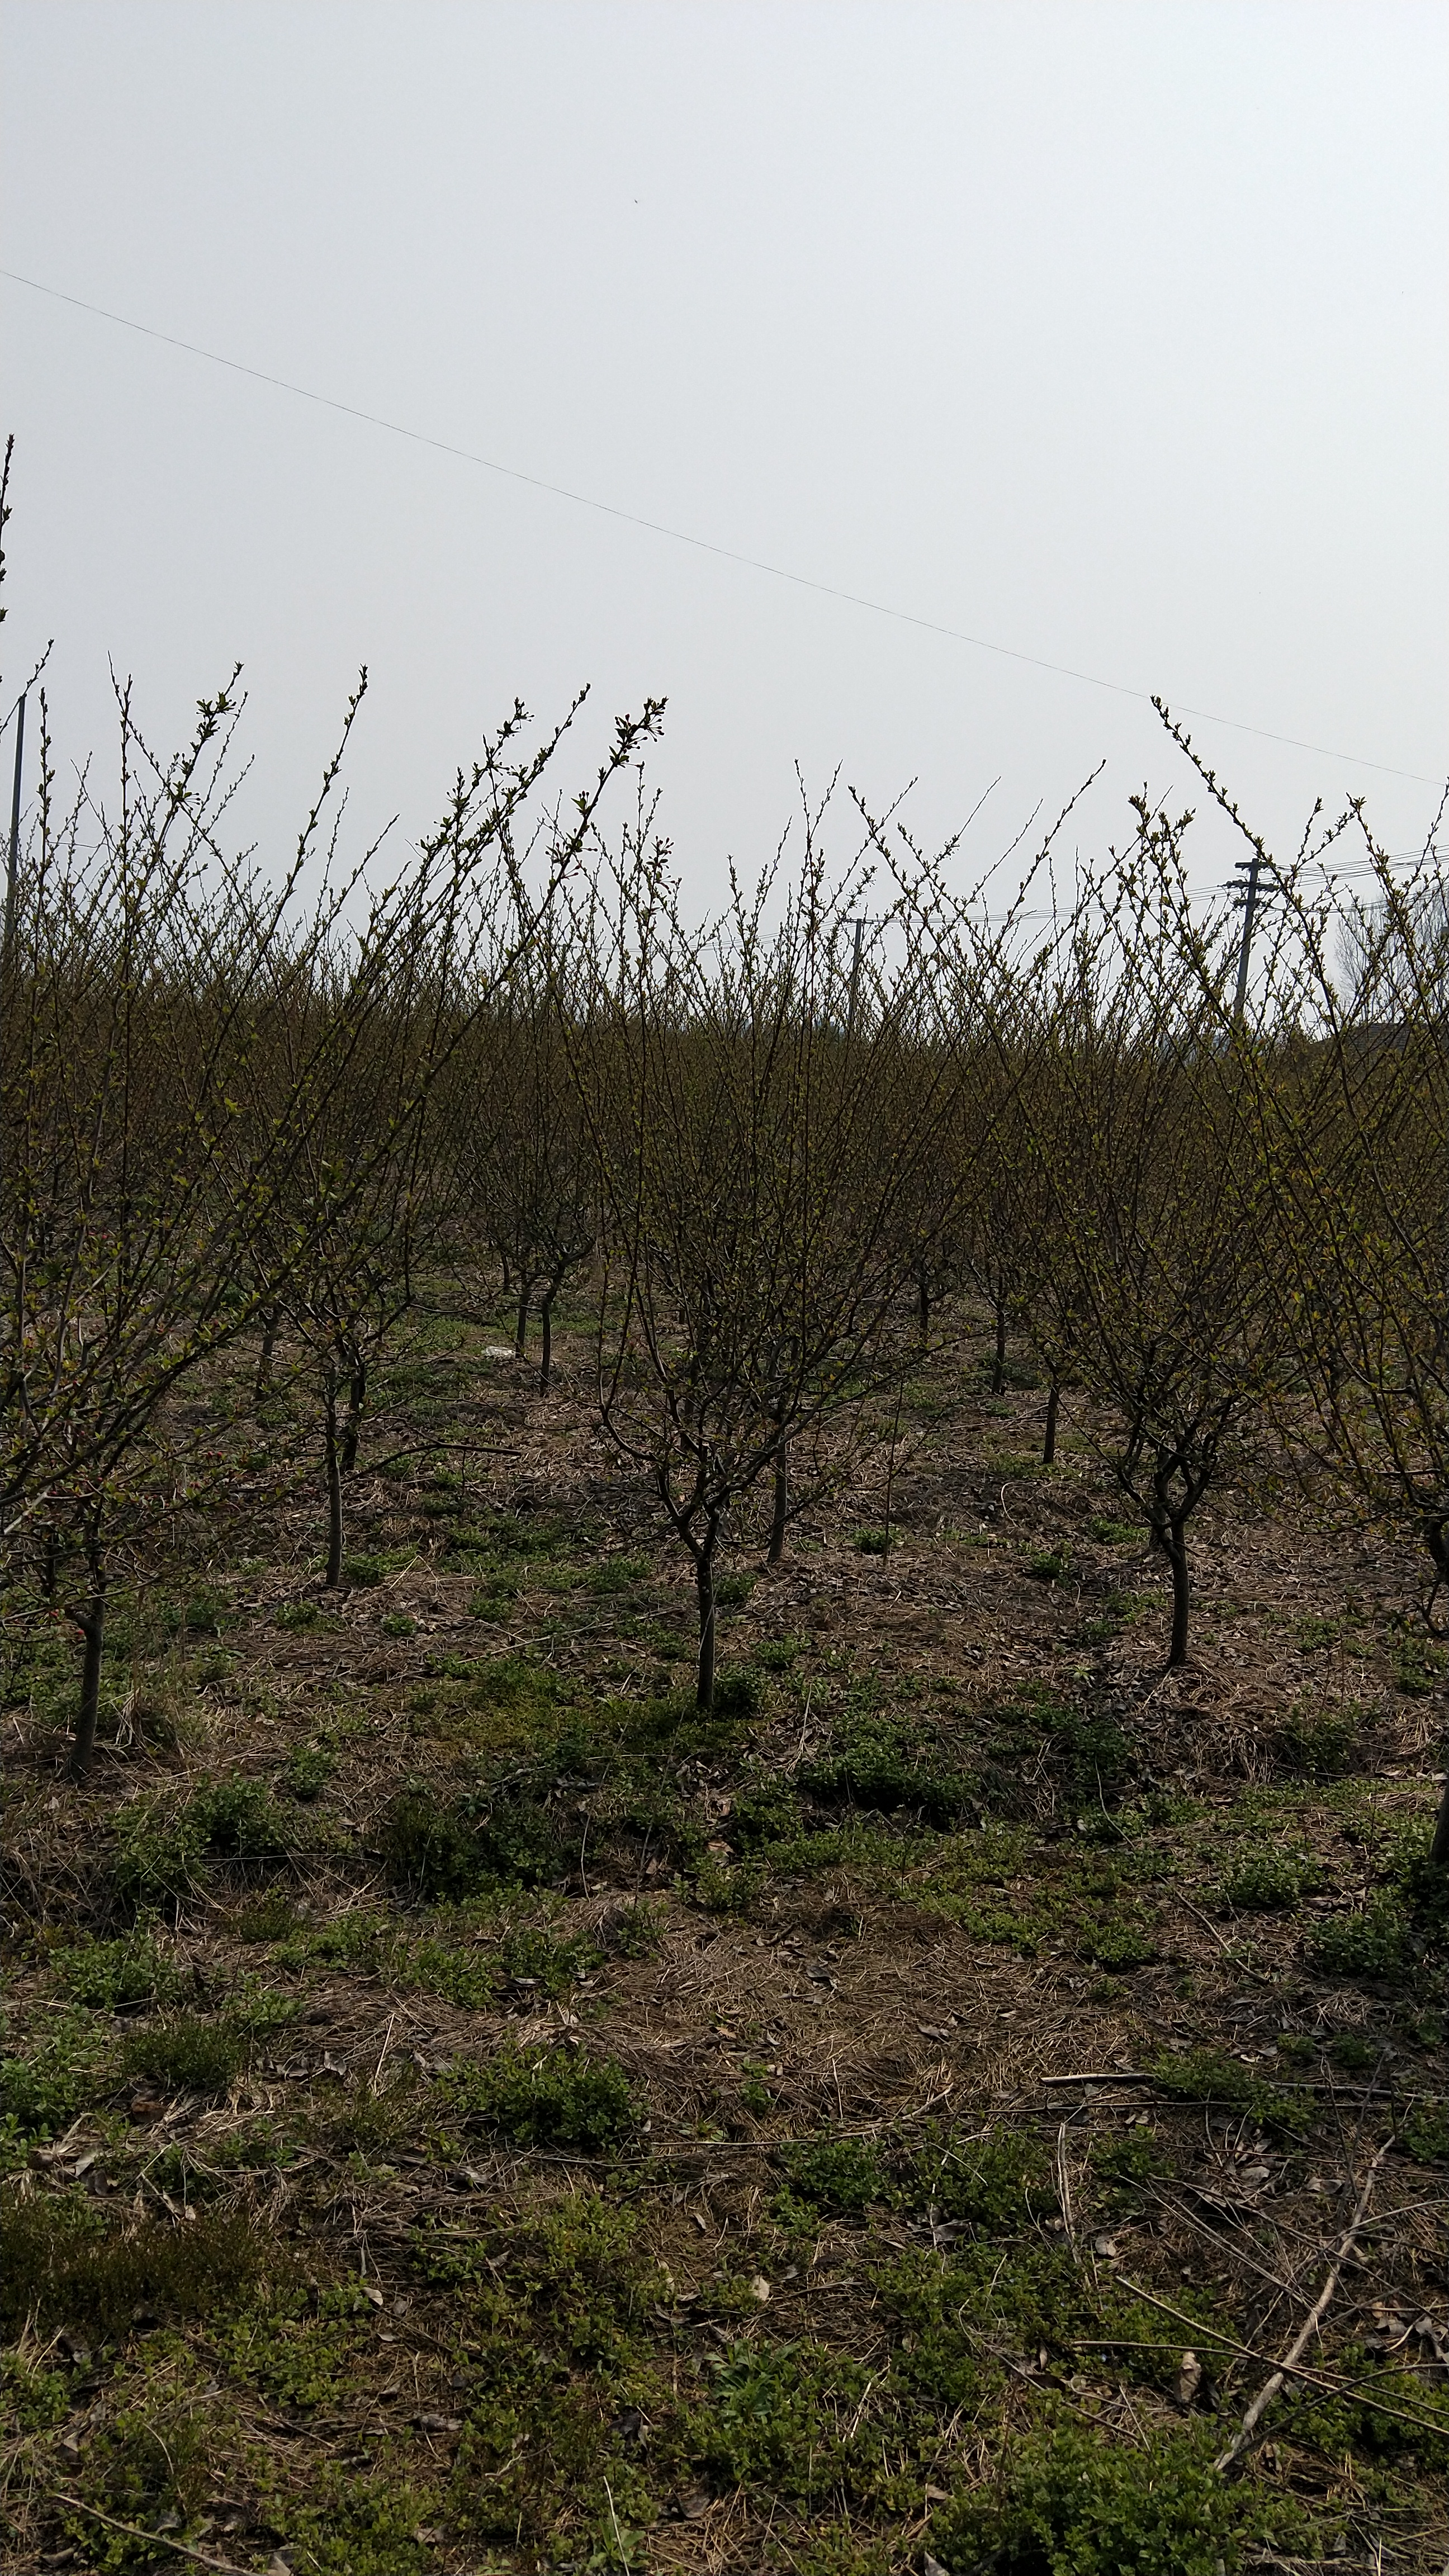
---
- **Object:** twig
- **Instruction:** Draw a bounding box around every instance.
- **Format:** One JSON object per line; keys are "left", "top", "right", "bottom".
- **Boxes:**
{"left": 1114, "top": 2273, "right": 1449, "bottom": 2447}
{"left": 603, "top": 2476, "right": 632, "bottom": 2570}
{"left": 1177, "top": 1888, "right": 1276, "bottom": 1985}
{"left": 1055, "top": 2119, "right": 1077, "bottom": 2258}
{"left": 51, "top": 2493, "right": 255, "bottom": 2575}
{"left": 1214, "top": 2136, "right": 1393, "bottom": 2471}
{"left": 1042, "top": 2067, "right": 1156, "bottom": 2087}
{"left": 370, "top": 2010, "right": 397, "bottom": 2095}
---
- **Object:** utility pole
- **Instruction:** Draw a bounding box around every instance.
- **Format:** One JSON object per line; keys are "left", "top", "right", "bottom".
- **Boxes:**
{"left": 1229, "top": 831, "right": 1270, "bottom": 1034}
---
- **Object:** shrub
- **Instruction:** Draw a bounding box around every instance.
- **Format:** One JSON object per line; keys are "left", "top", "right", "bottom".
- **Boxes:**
{"left": 929, "top": 2419, "right": 1299, "bottom": 2575}
{"left": 437, "top": 2044, "right": 638, "bottom": 2151}
{"left": 0, "top": 2012, "right": 109, "bottom": 2147}
{"left": 1220, "top": 1846, "right": 1318, "bottom": 1911}
{"left": 281, "top": 1741, "right": 337, "bottom": 1801}
{"left": 50, "top": 1923, "right": 186, "bottom": 2011}
{"left": 379, "top": 1779, "right": 567, "bottom": 1898}
{"left": 1313, "top": 1896, "right": 1412, "bottom": 1983}
{"left": 778, "top": 2138, "right": 887, "bottom": 2217}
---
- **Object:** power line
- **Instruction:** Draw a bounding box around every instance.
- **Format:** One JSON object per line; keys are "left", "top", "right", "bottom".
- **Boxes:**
{"left": 6, "top": 266, "right": 1446, "bottom": 795}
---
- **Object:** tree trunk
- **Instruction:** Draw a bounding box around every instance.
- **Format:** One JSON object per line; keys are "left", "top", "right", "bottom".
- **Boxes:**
{"left": 917, "top": 1271, "right": 930, "bottom": 1343}
{"left": 340, "top": 1357, "right": 367, "bottom": 1474}
{"left": 1422, "top": 1523, "right": 1449, "bottom": 1873}
{"left": 255, "top": 1303, "right": 281, "bottom": 1403}
{"left": 69, "top": 1555, "right": 107, "bottom": 1781}
{"left": 1165, "top": 1516, "right": 1191, "bottom": 1668}
{"left": 324, "top": 1380, "right": 344, "bottom": 1588}
{"left": 539, "top": 1266, "right": 566, "bottom": 1393}
{"left": 1043, "top": 1379, "right": 1060, "bottom": 1466}
{"left": 1429, "top": 1769, "right": 1449, "bottom": 1873}
{"left": 992, "top": 1299, "right": 1007, "bottom": 1396}
{"left": 515, "top": 1280, "right": 532, "bottom": 1358}
{"left": 767, "top": 1441, "right": 789, "bottom": 1566}
{"left": 694, "top": 1526, "right": 719, "bottom": 1711}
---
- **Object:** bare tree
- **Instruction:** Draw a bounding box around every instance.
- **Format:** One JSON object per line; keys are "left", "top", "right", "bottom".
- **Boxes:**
{"left": 577, "top": 788, "right": 963, "bottom": 1708}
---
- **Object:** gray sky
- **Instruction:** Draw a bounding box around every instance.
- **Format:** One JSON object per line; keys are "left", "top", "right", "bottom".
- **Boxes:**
{"left": 2, "top": 0, "right": 1445, "bottom": 912}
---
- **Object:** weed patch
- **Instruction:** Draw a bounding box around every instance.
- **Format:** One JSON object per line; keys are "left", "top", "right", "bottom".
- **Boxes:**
{"left": 49, "top": 1922, "right": 186, "bottom": 2011}
{"left": 930, "top": 2419, "right": 1309, "bottom": 2575}
{"left": 120, "top": 2012, "right": 246, "bottom": 2098}
{"left": 437, "top": 2043, "right": 638, "bottom": 2151}
{"left": 0, "top": 2192, "right": 278, "bottom": 2334}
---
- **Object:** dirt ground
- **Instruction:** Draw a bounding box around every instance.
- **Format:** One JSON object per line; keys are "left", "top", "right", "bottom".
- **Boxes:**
{"left": 2, "top": 1292, "right": 1446, "bottom": 2574}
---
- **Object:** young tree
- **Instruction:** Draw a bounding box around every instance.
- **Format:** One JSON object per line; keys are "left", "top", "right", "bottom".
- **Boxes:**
{"left": 577, "top": 791, "right": 963, "bottom": 1708}
{"left": 256, "top": 693, "right": 662, "bottom": 1581}
{"left": 452, "top": 933, "right": 599, "bottom": 1393}
{"left": 969, "top": 796, "right": 1296, "bottom": 1669}
{"left": 1197, "top": 754, "right": 1449, "bottom": 1866}
{"left": 1, "top": 664, "right": 662, "bottom": 1765}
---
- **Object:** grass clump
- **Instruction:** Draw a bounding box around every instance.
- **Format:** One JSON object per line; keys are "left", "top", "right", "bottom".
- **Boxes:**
{"left": 1087, "top": 2127, "right": 1172, "bottom": 2210}
{"left": 1311, "top": 1830, "right": 1449, "bottom": 1988}
{"left": 280, "top": 1739, "right": 337, "bottom": 1800}
{"left": 0, "top": 2191, "right": 276, "bottom": 2334}
{"left": 113, "top": 1774, "right": 290, "bottom": 1911}
{"left": 1276, "top": 1704, "right": 1359, "bottom": 1778}
{"left": 801, "top": 1710, "right": 973, "bottom": 1827}
{"left": 1075, "top": 1913, "right": 1157, "bottom": 1969}
{"left": 120, "top": 2012, "right": 247, "bottom": 2098}
{"left": 694, "top": 2337, "right": 871, "bottom": 2495}
{"left": 910, "top": 2125, "right": 1055, "bottom": 2233}
{"left": 437, "top": 2042, "right": 639, "bottom": 2151}
{"left": 1147, "top": 2047, "right": 1311, "bottom": 2138}
{"left": 380, "top": 1769, "right": 569, "bottom": 1898}
{"left": 498, "top": 1918, "right": 600, "bottom": 1994}
{"left": 1397, "top": 2096, "right": 1449, "bottom": 2162}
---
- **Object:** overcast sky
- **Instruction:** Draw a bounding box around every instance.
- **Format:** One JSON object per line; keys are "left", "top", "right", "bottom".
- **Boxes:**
{"left": 2, "top": 0, "right": 1445, "bottom": 915}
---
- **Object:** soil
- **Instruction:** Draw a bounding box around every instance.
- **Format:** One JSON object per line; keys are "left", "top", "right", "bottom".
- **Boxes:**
{"left": 2, "top": 1294, "right": 1446, "bottom": 2574}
